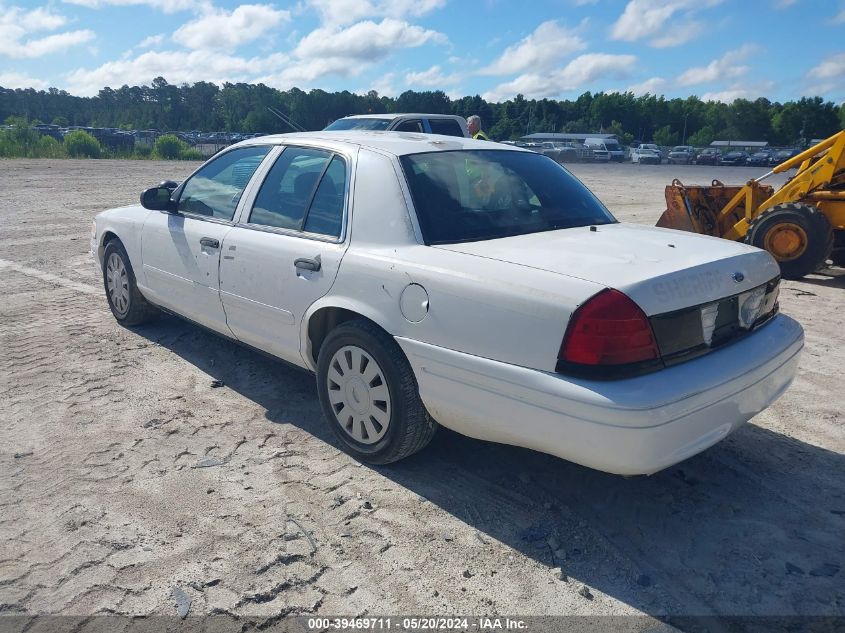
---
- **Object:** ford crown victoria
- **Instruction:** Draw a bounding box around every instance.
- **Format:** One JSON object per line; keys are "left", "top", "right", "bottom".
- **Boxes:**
{"left": 91, "top": 132, "right": 803, "bottom": 475}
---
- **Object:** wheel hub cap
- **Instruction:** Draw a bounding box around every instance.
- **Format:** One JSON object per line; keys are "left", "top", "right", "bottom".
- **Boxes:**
{"left": 764, "top": 222, "right": 808, "bottom": 261}
{"left": 326, "top": 345, "right": 391, "bottom": 445}
{"left": 106, "top": 253, "right": 130, "bottom": 315}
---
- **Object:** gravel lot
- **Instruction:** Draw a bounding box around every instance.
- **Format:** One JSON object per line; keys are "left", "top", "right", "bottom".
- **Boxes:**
{"left": 1, "top": 159, "right": 843, "bottom": 628}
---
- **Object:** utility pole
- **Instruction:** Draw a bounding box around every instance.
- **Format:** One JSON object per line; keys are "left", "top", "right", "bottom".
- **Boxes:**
{"left": 682, "top": 112, "right": 690, "bottom": 145}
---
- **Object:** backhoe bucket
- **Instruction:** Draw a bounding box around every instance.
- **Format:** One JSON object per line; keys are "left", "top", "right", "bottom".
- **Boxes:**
{"left": 656, "top": 179, "right": 773, "bottom": 239}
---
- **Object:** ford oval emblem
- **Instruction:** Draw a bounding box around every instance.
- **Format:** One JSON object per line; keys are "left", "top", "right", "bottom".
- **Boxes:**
{"left": 732, "top": 271, "right": 745, "bottom": 283}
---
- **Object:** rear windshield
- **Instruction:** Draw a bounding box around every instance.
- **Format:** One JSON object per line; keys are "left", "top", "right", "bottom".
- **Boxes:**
{"left": 325, "top": 118, "right": 391, "bottom": 131}
{"left": 400, "top": 150, "right": 616, "bottom": 245}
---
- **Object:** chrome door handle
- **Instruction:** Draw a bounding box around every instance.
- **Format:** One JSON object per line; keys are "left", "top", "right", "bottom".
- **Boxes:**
{"left": 200, "top": 237, "right": 219, "bottom": 248}
{"left": 294, "top": 256, "right": 321, "bottom": 272}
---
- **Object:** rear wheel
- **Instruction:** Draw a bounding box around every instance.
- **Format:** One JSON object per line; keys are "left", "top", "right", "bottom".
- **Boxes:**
{"left": 746, "top": 203, "right": 833, "bottom": 279}
{"left": 316, "top": 319, "right": 437, "bottom": 464}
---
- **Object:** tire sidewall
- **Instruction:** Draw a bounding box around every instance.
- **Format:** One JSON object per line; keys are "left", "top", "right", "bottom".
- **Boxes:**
{"left": 316, "top": 324, "right": 415, "bottom": 462}
{"left": 747, "top": 204, "right": 831, "bottom": 279}
{"left": 102, "top": 241, "right": 135, "bottom": 321}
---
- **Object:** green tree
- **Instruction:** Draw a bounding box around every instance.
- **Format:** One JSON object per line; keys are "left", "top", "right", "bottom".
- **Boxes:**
{"left": 653, "top": 124, "right": 678, "bottom": 146}
{"left": 64, "top": 130, "right": 101, "bottom": 158}
{"left": 687, "top": 125, "right": 715, "bottom": 147}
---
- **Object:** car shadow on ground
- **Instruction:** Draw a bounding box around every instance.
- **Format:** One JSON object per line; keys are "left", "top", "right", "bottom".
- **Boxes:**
{"left": 134, "top": 315, "right": 844, "bottom": 626}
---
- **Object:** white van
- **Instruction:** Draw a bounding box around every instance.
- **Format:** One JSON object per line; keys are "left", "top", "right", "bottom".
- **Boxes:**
{"left": 585, "top": 137, "right": 624, "bottom": 162}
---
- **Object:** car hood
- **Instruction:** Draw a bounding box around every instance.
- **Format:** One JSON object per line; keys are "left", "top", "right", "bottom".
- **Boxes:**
{"left": 433, "top": 223, "right": 780, "bottom": 315}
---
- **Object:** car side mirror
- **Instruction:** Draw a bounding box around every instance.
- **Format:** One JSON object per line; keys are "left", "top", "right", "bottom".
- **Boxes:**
{"left": 140, "top": 183, "right": 177, "bottom": 212}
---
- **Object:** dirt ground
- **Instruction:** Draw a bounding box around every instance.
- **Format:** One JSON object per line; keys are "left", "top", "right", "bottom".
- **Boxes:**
{"left": 1, "top": 158, "right": 843, "bottom": 628}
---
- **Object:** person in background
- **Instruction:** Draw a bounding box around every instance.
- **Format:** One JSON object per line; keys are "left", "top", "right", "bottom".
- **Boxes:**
{"left": 467, "top": 115, "right": 489, "bottom": 141}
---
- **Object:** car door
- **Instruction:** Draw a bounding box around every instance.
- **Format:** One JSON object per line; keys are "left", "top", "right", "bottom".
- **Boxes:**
{"left": 219, "top": 145, "right": 352, "bottom": 366}
{"left": 140, "top": 145, "right": 272, "bottom": 332}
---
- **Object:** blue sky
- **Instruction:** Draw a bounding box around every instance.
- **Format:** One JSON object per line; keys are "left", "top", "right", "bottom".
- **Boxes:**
{"left": 1, "top": 0, "right": 843, "bottom": 103}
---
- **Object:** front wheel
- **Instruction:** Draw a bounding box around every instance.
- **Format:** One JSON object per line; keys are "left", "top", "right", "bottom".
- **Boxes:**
{"left": 316, "top": 320, "right": 437, "bottom": 464}
{"left": 746, "top": 203, "right": 833, "bottom": 279}
{"left": 102, "top": 240, "right": 159, "bottom": 325}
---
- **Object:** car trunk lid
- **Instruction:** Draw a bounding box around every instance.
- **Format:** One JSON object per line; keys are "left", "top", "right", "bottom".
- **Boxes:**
{"left": 434, "top": 223, "right": 780, "bottom": 315}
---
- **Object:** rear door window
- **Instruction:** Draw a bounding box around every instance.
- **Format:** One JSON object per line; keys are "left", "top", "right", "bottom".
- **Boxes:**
{"left": 393, "top": 119, "right": 424, "bottom": 133}
{"left": 248, "top": 147, "right": 347, "bottom": 238}
{"left": 428, "top": 119, "right": 465, "bottom": 137}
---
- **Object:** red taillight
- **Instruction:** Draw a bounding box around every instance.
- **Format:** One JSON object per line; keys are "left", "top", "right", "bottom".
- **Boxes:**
{"left": 560, "top": 289, "right": 660, "bottom": 366}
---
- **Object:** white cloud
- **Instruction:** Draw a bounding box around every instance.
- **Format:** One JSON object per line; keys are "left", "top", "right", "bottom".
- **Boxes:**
{"left": 483, "top": 53, "right": 637, "bottom": 101}
{"left": 306, "top": 0, "right": 446, "bottom": 27}
{"left": 256, "top": 57, "right": 357, "bottom": 86}
{"left": 0, "top": 5, "right": 95, "bottom": 59}
{"left": 405, "top": 65, "right": 460, "bottom": 88}
{"left": 480, "top": 21, "right": 586, "bottom": 75}
{"left": 0, "top": 71, "right": 49, "bottom": 89}
{"left": 65, "top": 49, "right": 288, "bottom": 95}
{"left": 809, "top": 53, "right": 845, "bottom": 80}
{"left": 774, "top": 0, "right": 798, "bottom": 7}
{"left": 675, "top": 45, "right": 756, "bottom": 86}
{"left": 361, "top": 71, "right": 398, "bottom": 97}
{"left": 700, "top": 81, "right": 774, "bottom": 102}
{"left": 294, "top": 18, "right": 444, "bottom": 61}
{"left": 174, "top": 4, "right": 290, "bottom": 51}
{"left": 138, "top": 33, "right": 164, "bottom": 48}
{"left": 625, "top": 76, "right": 666, "bottom": 95}
{"left": 650, "top": 20, "right": 703, "bottom": 47}
{"left": 610, "top": 0, "right": 722, "bottom": 45}
{"left": 62, "top": 0, "right": 205, "bottom": 13}
{"left": 834, "top": 9, "right": 845, "bottom": 23}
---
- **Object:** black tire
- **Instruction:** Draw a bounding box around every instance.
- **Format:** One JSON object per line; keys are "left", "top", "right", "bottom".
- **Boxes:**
{"left": 102, "top": 240, "right": 159, "bottom": 325}
{"left": 316, "top": 319, "right": 437, "bottom": 465}
{"left": 746, "top": 203, "right": 833, "bottom": 280}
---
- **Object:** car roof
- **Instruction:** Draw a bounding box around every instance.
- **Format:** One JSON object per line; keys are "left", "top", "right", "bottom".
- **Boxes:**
{"left": 235, "top": 130, "right": 523, "bottom": 157}
{"left": 333, "top": 113, "right": 466, "bottom": 121}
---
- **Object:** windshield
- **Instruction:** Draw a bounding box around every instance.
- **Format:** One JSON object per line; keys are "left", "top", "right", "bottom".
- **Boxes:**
{"left": 400, "top": 150, "right": 616, "bottom": 245}
{"left": 324, "top": 118, "right": 392, "bottom": 131}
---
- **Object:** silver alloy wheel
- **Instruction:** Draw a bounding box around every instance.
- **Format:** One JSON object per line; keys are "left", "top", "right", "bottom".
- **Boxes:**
{"left": 106, "top": 252, "right": 130, "bottom": 316}
{"left": 326, "top": 345, "right": 391, "bottom": 445}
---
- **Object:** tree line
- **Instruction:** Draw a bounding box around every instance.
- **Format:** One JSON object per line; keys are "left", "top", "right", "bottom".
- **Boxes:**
{"left": 2, "top": 77, "right": 843, "bottom": 146}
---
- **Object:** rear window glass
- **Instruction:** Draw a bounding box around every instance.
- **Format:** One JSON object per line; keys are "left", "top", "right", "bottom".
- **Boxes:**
{"left": 400, "top": 150, "right": 616, "bottom": 245}
{"left": 429, "top": 119, "right": 465, "bottom": 137}
{"left": 325, "top": 118, "right": 391, "bottom": 131}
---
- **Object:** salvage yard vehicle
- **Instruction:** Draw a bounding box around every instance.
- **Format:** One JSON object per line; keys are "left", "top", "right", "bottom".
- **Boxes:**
{"left": 92, "top": 131, "right": 803, "bottom": 476}
{"left": 720, "top": 150, "right": 749, "bottom": 166}
{"left": 657, "top": 130, "right": 845, "bottom": 279}
{"left": 631, "top": 143, "right": 662, "bottom": 164}
{"left": 668, "top": 146, "right": 696, "bottom": 165}
{"left": 695, "top": 148, "right": 721, "bottom": 165}
{"left": 324, "top": 113, "right": 469, "bottom": 138}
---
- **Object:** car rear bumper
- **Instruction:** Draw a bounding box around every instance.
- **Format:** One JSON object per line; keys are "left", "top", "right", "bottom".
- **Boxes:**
{"left": 396, "top": 314, "right": 803, "bottom": 475}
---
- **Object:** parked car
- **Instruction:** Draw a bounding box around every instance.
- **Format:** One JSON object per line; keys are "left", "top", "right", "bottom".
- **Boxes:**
{"left": 747, "top": 150, "right": 775, "bottom": 167}
{"left": 668, "top": 146, "right": 696, "bottom": 165}
{"left": 771, "top": 148, "right": 801, "bottom": 165}
{"left": 585, "top": 137, "right": 624, "bottom": 162}
{"left": 695, "top": 148, "right": 722, "bottom": 165}
{"left": 720, "top": 150, "right": 749, "bottom": 166}
{"left": 537, "top": 142, "right": 580, "bottom": 164}
{"left": 91, "top": 132, "right": 802, "bottom": 476}
{"left": 631, "top": 143, "right": 662, "bottom": 165}
{"left": 584, "top": 140, "right": 610, "bottom": 162}
{"left": 324, "top": 113, "right": 469, "bottom": 138}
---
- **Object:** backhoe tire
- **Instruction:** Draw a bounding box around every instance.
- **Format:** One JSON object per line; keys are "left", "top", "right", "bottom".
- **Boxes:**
{"left": 746, "top": 203, "right": 833, "bottom": 280}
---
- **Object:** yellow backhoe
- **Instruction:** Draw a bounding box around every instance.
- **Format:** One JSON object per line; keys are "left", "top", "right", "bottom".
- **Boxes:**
{"left": 656, "top": 129, "right": 845, "bottom": 279}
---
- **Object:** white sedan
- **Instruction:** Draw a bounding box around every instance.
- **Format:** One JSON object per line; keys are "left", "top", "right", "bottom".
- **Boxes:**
{"left": 91, "top": 132, "right": 803, "bottom": 475}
